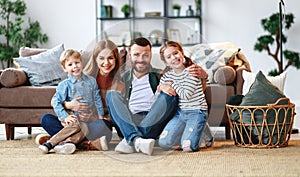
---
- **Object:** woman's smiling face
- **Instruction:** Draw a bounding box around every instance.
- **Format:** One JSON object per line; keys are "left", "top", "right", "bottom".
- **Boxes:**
{"left": 96, "top": 48, "right": 116, "bottom": 76}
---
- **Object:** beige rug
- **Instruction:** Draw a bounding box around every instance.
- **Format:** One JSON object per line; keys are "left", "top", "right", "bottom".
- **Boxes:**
{"left": 0, "top": 139, "right": 299, "bottom": 177}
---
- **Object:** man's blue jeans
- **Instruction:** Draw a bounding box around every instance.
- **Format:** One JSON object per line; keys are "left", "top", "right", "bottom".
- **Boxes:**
{"left": 106, "top": 91, "right": 178, "bottom": 143}
{"left": 158, "top": 108, "right": 208, "bottom": 151}
{"left": 40, "top": 113, "right": 113, "bottom": 141}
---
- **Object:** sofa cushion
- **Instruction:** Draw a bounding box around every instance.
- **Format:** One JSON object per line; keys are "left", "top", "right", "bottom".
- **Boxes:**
{"left": 242, "top": 70, "right": 287, "bottom": 95}
{"left": 0, "top": 86, "right": 56, "bottom": 107}
{"left": 13, "top": 44, "right": 67, "bottom": 86}
{"left": 0, "top": 68, "right": 28, "bottom": 88}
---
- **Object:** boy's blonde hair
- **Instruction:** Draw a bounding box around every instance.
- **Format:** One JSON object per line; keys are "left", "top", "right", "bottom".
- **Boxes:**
{"left": 60, "top": 49, "right": 81, "bottom": 67}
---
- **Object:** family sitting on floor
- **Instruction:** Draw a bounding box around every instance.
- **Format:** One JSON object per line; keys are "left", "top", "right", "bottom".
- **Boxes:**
{"left": 37, "top": 37, "right": 214, "bottom": 155}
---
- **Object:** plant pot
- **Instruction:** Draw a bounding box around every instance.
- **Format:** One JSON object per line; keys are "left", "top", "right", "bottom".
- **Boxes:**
{"left": 124, "top": 12, "right": 130, "bottom": 18}
{"left": 173, "top": 9, "right": 180, "bottom": 17}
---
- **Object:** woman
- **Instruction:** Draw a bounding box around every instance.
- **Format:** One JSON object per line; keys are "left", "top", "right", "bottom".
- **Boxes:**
{"left": 38, "top": 40, "right": 122, "bottom": 150}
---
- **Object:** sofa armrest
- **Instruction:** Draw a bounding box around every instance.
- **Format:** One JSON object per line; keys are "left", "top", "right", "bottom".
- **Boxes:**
{"left": 0, "top": 68, "right": 28, "bottom": 88}
{"left": 235, "top": 67, "right": 250, "bottom": 95}
{"left": 213, "top": 66, "right": 236, "bottom": 85}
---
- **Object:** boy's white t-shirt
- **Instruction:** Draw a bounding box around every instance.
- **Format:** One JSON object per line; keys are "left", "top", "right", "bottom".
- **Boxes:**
{"left": 128, "top": 74, "right": 155, "bottom": 114}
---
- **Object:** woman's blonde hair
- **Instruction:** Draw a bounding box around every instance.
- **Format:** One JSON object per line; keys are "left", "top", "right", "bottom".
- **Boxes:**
{"left": 83, "top": 40, "right": 120, "bottom": 78}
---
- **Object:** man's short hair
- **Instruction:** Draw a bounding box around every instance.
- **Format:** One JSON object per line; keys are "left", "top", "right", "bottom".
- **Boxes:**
{"left": 129, "top": 37, "right": 152, "bottom": 49}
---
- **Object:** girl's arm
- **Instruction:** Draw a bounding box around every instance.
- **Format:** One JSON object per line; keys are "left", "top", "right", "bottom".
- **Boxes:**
{"left": 172, "top": 74, "right": 201, "bottom": 100}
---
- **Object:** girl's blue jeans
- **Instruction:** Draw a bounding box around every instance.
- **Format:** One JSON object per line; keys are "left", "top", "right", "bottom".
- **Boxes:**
{"left": 159, "top": 108, "right": 208, "bottom": 151}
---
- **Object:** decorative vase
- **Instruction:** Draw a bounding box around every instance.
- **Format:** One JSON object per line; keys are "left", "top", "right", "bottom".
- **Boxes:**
{"left": 186, "top": 5, "right": 194, "bottom": 16}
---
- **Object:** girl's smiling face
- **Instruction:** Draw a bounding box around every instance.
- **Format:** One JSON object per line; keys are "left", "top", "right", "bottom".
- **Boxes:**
{"left": 163, "top": 46, "right": 185, "bottom": 73}
{"left": 96, "top": 48, "right": 116, "bottom": 76}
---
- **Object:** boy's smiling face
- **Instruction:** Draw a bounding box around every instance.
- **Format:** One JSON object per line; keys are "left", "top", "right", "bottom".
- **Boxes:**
{"left": 63, "top": 56, "right": 83, "bottom": 79}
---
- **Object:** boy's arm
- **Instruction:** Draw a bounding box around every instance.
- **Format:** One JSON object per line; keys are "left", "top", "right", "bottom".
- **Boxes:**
{"left": 52, "top": 82, "right": 71, "bottom": 121}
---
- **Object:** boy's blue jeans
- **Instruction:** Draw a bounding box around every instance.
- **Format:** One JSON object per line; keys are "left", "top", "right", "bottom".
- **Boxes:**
{"left": 106, "top": 91, "right": 178, "bottom": 143}
{"left": 158, "top": 108, "right": 208, "bottom": 151}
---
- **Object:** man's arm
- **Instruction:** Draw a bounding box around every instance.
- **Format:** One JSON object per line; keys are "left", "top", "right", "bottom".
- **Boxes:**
{"left": 187, "top": 64, "right": 208, "bottom": 79}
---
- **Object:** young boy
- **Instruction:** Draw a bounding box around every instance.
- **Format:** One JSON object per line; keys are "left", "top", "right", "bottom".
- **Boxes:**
{"left": 39, "top": 49, "right": 108, "bottom": 154}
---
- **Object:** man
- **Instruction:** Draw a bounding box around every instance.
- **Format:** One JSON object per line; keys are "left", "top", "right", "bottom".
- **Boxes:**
{"left": 106, "top": 37, "right": 207, "bottom": 155}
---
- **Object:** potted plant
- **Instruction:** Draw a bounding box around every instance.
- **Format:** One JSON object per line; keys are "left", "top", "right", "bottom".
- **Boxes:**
{"left": 254, "top": 12, "right": 300, "bottom": 76}
{"left": 195, "top": 0, "right": 201, "bottom": 16}
{"left": 172, "top": 4, "right": 181, "bottom": 17}
{"left": 0, "top": 0, "right": 48, "bottom": 69}
{"left": 121, "top": 4, "right": 132, "bottom": 18}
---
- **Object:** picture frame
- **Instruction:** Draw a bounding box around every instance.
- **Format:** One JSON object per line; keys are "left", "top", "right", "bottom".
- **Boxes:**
{"left": 120, "top": 30, "right": 131, "bottom": 46}
{"left": 167, "top": 29, "right": 181, "bottom": 44}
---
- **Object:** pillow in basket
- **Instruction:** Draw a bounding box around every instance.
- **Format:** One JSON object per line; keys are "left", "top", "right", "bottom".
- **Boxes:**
{"left": 14, "top": 44, "right": 67, "bottom": 86}
{"left": 242, "top": 70, "right": 287, "bottom": 95}
{"left": 230, "top": 71, "right": 290, "bottom": 144}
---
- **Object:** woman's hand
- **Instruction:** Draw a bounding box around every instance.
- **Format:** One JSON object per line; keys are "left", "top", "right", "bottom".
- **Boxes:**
{"left": 158, "top": 82, "right": 177, "bottom": 96}
{"left": 78, "top": 109, "right": 94, "bottom": 122}
{"left": 187, "top": 64, "right": 208, "bottom": 79}
{"left": 65, "top": 96, "right": 89, "bottom": 112}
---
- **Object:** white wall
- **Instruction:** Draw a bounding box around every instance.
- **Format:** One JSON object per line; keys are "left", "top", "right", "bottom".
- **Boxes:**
{"left": 22, "top": 0, "right": 300, "bottom": 103}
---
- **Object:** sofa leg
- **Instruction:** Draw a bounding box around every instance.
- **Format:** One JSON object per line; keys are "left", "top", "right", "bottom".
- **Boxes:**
{"left": 28, "top": 126, "right": 32, "bottom": 135}
{"left": 5, "top": 124, "right": 14, "bottom": 140}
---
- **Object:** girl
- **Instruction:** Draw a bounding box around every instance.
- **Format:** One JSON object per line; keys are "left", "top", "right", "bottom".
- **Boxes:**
{"left": 158, "top": 41, "right": 213, "bottom": 152}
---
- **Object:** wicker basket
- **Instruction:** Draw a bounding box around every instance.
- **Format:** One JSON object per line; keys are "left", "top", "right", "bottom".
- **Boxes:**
{"left": 226, "top": 98, "right": 296, "bottom": 148}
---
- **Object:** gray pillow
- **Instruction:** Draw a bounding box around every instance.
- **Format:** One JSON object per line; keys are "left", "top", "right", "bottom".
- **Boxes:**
{"left": 229, "top": 71, "right": 290, "bottom": 144}
{"left": 14, "top": 44, "right": 67, "bottom": 86}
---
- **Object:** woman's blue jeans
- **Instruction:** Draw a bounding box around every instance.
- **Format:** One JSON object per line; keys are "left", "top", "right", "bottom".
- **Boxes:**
{"left": 158, "top": 108, "right": 208, "bottom": 151}
{"left": 106, "top": 91, "right": 178, "bottom": 143}
{"left": 40, "top": 113, "right": 113, "bottom": 141}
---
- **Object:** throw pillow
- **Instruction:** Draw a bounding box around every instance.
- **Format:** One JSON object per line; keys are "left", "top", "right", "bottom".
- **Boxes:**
{"left": 13, "top": 44, "right": 66, "bottom": 86}
{"left": 190, "top": 44, "right": 240, "bottom": 83}
{"left": 19, "top": 46, "right": 47, "bottom": 57}
{"left": 189, "top": 44, "right": 225, "bottom": 83}
{"left": 242, "top": 70, "right": 287, "bottom": 95}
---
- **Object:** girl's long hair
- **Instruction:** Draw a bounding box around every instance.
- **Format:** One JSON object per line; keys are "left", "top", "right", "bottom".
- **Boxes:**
{"left": 159, "top": 41, "right": 194, "bottom": 76}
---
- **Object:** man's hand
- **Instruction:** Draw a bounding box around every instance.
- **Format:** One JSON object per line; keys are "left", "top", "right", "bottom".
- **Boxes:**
{"left": 187, "top": 64, "right": 208, "bottom": 79}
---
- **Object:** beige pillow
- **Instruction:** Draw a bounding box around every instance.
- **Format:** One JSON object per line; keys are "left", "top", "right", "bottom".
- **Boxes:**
{"left": 242, "top": 70, "right": 287, "bottom": 95}
{"left": 19, "top": 47, "right": 47, "bottom": 57}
